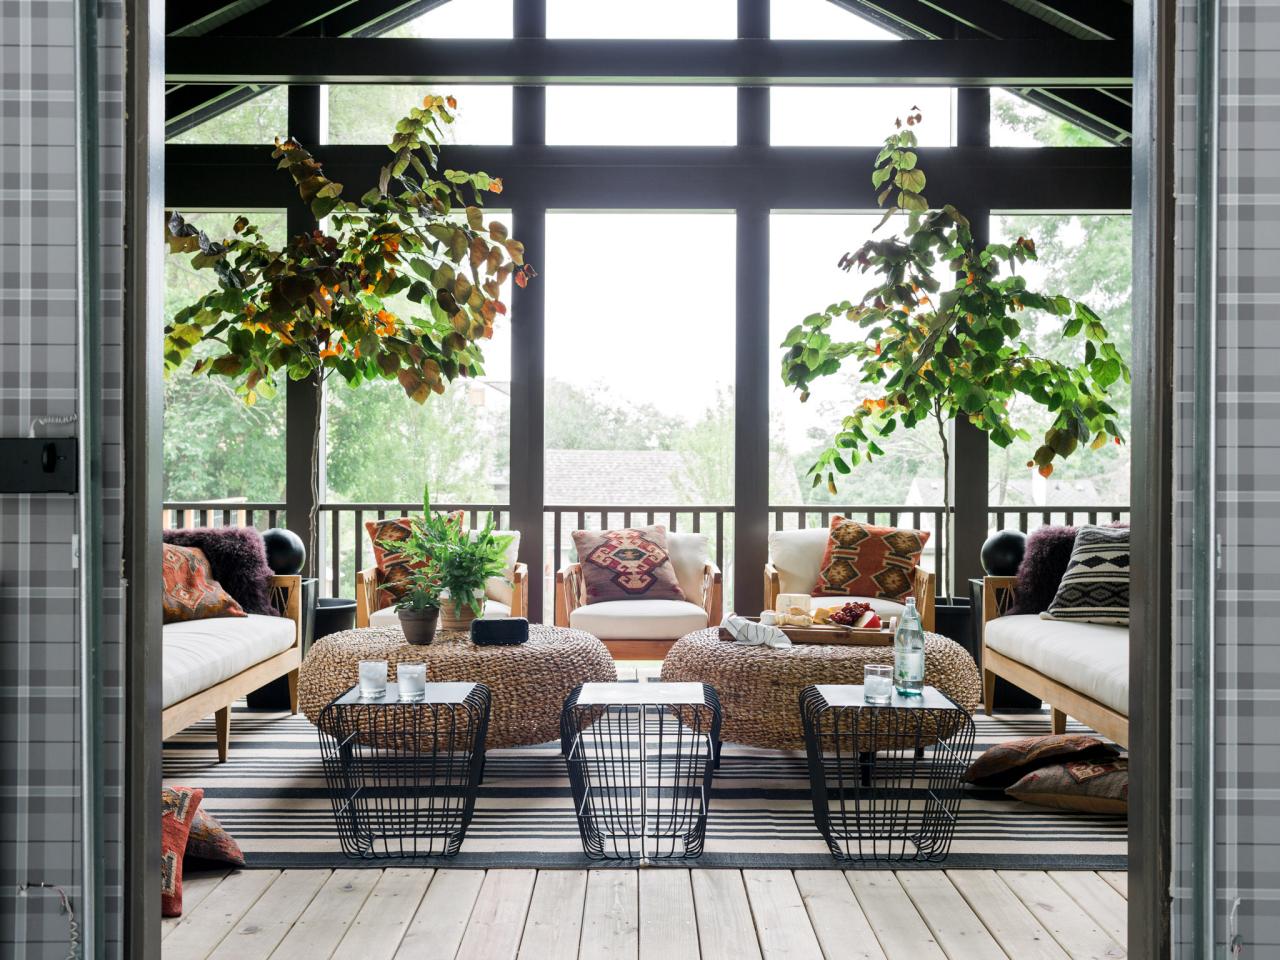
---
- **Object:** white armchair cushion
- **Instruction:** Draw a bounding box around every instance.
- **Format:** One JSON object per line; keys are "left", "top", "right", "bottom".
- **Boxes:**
{"left": 570, "top": 599, "right": 709, "bottom": 640}
{"left": 481, "top": 529, "right": 521, "bottom": 606}
{"left": 666, "top": 531, "right": 710, "bottom": 603}
{"left": 369, "top": 598, "right": 512, "bottom": 629}
{"left": 162, "top": 614, "right": 296, "bottom": 708}
{"left": 768, "top": 528, "right": 830, "bottom": 595}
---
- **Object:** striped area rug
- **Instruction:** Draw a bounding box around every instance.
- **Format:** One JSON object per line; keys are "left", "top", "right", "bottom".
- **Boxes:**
{"left": 164, "top": 695, "right": 1127, "bottom": 870}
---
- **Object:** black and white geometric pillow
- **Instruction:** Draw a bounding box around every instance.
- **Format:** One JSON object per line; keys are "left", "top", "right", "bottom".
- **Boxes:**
{"left": 1041, "top": 525, "right": 1130, "bottom": 626}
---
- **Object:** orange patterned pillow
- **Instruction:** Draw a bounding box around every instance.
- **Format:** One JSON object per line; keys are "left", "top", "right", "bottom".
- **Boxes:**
{"left": 812, "top": 516, "right": 930, "bottom": 603}
{"left": 162, "top": 544, "right": 246, "bottom": 623}
{"left": 365, "top": 512, "right": 464, "bottom": 609}
{"left": 161, "top": 786, "right": 203, "bottom": 917}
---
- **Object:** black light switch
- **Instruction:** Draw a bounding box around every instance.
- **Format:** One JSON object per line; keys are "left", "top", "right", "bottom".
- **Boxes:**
{"left": 0, "top": 438, "right": 78, "bottom": 493}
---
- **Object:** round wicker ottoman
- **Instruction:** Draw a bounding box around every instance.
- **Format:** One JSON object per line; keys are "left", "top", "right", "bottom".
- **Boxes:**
{"left": 298, "top": 624, "right": 616, "bottom": 749}
{"left": 660, "top": 628, "right": 982, "bottom": 750}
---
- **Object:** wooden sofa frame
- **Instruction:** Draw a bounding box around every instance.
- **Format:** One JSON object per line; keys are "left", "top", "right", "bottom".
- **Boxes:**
{"left": 981, "top": 575, "right": 1129, "bottom": 747}
{"left": 763, "top": 564, "right": 936, "bottom": 633}
{"left": 555, "top": 561, "right": 723, "bottom": 660}
{"left": 161, "top": 575, "right": 303, "bottom": 762}
{"left": 355, "top": 563, "right": 529, "bottom": 628}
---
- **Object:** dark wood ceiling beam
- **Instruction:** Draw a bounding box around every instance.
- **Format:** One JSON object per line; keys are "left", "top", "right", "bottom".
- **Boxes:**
{"left": 167, "top": 0, "right": 271, "bottom": 37}
{"left": 1013, "top": 0, "right": 1134, "bottom": 41}
{"left": 165, "top": 37, "right": 1132, "bottom": 85}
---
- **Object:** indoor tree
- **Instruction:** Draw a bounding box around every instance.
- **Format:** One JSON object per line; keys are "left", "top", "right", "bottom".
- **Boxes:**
{"left": 164, "top": 94, "right": 533, "bottom": 557}
{"left": 779, "top": 110, "right": 1129, "bottom": 581}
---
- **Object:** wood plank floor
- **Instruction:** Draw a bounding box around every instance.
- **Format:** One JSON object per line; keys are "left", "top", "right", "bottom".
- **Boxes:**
{"left": 163, "top": 868, "right": 1127, "bottom": 960}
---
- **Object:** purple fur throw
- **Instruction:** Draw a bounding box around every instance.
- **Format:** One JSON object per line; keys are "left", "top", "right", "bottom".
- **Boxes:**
{"left": 1009, "top": 522, "right": 1130, "bottom": 615}
{"left": 163, "top": 527, "right": 276, "bottom": 615}
{"left": 1009, "top": 526, "right": 1079, "bottom": 615}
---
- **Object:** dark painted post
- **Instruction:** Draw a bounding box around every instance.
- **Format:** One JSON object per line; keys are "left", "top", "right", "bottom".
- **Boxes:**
{"left": 510, "top": 0, "right": 547, "bottom": 620}
{"left": 949, "top": 88, "right": 992, "bottom": 598}
{"left": 285, "top": 85, "right": 325, "bottom": 579}
{"left": 733, "top": 0, "right": 769, "bottom": 616}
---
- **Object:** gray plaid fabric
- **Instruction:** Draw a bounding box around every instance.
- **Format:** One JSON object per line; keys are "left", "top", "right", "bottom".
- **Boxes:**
{"left": 0, "top": 1, "right": 124, "bottom": 957}
{"left": 1173, "top": 0, "right": 1280, "bottom": 955}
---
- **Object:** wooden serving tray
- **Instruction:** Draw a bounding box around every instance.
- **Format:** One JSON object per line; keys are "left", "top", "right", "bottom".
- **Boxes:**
{"left": 719, "top": 616, "right": 895, "bottom": 647}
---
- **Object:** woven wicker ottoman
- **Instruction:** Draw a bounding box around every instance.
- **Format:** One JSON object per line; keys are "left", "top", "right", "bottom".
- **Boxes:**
{"left": 299, "top": 624, "right": 616, "bottom": 749}
{"left": 660, "top": 628, "right": 981, "bottom": 750}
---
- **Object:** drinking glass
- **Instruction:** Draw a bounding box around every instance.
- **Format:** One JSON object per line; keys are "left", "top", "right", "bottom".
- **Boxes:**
{"left": 864, "top": 664, "right": 893, "bottom": 705}
{"left": 358, "top": 659, "right": 388, "bottom": 700}
{"left": 397, "top": 662, "right": 427, "bottom": 702}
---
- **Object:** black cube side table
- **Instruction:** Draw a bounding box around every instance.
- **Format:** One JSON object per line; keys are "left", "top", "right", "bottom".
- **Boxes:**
{"left": 561, "top": 681, "right": 721, "bottom": 862}
{"left": 966, "top": 578, "right": 1042, "bottom": 710}
{"left": 800, "top": 684, "right": 975, "bottom": 863}
{"left": 317, "top": 681, "right": 490, "bottom": 859}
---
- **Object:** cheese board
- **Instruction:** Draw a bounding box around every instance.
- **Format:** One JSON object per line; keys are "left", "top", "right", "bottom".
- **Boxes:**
{"left": 719, "top": 615, "right": 896, "bottom": 647}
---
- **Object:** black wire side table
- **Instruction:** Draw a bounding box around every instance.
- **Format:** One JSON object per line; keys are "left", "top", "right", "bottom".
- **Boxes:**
{"left": 800, "top": 684, "right": 975, "bottom": 863}
{"left": 317, "top": 681, "right": 491, "bottom": 859}
{"left": 561, "top": 681, "right": 721, "bottom": 862}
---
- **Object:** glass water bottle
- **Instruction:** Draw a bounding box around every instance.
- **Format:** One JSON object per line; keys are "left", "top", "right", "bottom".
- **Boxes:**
{"left": 893, "top": 597, "right": 925, "bottom": 697}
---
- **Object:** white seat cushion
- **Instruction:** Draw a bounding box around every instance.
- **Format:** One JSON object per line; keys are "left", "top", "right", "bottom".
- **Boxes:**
{"left": 809, "top": 596, "right": 906, "bottom": 623}
{"left": 666, "top": 531, "right": 710, "bottom": 603}
{"left": 570, "top": 599, "right": 709, "bottom": 640}
{"left": 368, "top": 599, "right": 512, "bottom": 629}
{"left": 984, "top": 614, "right": 1129, "bottom": 716}
{"left": 162, "top": 614, "right": 296, "bottom": 709}
{"left": 768, "top": 528, "right": 830, "bottom": 595}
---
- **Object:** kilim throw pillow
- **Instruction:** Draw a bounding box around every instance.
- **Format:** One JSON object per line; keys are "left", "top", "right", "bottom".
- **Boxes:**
{"left": 365, "top": 512, "right": 464, "bottom": 609}
{"left": 572, "top": 525, "right": 686, "bottom": 603}
{"left": 162, "top": 544, "right": 247, "bottom": 624}
{"left": 1042, "top": 525, "right": 1131, "bottom": 625}
{"left": 963, "top": 733, "right": 1122, "bottom": 788}
{"left": 161, "top": 786, "right": 204, "bottom": 917}
{"left": 812, "top": 516, "right": 930, "bottom": 603}
{"left": 1006, "top": 758, "right": 1129, "bottom": 815}
{"left": 185, "top": 807, "right": 246, "bottom": 868}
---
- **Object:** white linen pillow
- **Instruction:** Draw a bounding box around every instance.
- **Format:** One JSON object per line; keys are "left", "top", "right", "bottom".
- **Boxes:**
{"left": 479, "top": 529, "right": 521, "bottom": 606}
{"left": 666, "top": 531, "right": 710, "bottom": 604}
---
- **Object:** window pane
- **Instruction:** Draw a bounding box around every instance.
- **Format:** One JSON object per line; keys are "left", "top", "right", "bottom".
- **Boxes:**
{"left": 548, "top": 0, "right": 735, "bottom": 38}
{"left": 326, "top": 85, "right": 513, "bottom": 145}
{"left": 382, "top": 0, "right": 513, "bottom": 39}
{"left": 163, "top": 211, "right": 288, "bottom": 501}
{"left": 769, "top": 213, "right": 945, "bottom": 510}
{"left": 991, "top": 89, "right": 1112, "bottom": 147}
{"left": 987, "top": 213, "right": 1132, "bottom": 507}
{"left": 546, "top": 87, "right": 737, "bottom": 145}
{"left": 771, "top": 0, "right": 897, "bottom": 39}
{"left": 545, "top": 212, "right": 737, "bottom": 602}
{"left": 166, "top": 86, "right": 287, "bottom": 145}
{"left": 770, "top": 87, "right": 954, "bottom": 146}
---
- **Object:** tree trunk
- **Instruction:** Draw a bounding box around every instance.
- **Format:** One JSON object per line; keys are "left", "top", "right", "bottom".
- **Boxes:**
{"left": 285, "top": 371, "right": 325, "bottom": 581}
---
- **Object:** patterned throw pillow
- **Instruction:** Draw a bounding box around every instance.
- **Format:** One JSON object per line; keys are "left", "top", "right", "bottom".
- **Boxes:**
{"left": 185, "top": 807, "right": 245, "bottom": 868}
{"left": 1006, "top": 758, "right": 1129, "bottom": 815}
{"left": 572, "top": 525, "right": 686, "bottom": 603}
{"left": 162, "top": 786, "right": 204, "bottom": 917}
{"left": 963, "top": 733, "right": 1121, "bottom": 788}
{"left": 365, "top": 513, "right": 464, "bottom": 609}
{"left": 812, "top": 516, "right": 930, "bottom": 603}
{"left": 162, "top": 544, "right": 247, "bottom": 624}
{"left": 1042, "top": 525, "right": 1130, "bottom": 625}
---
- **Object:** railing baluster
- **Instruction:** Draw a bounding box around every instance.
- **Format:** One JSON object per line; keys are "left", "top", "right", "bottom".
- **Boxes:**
{"left": 716, "top": 511, "right": 724, "bottom": 571}
{"left": 553, "top": 510, "right": 563, "bottom": 579}
{"left": 354, "top": 509, "right": 364, "bottom": 578}
{"left": 692, "top": 511, "right": 700, "bottom": 533}
{"left": 330, "top": 508, "right": 340, "bottom": 598}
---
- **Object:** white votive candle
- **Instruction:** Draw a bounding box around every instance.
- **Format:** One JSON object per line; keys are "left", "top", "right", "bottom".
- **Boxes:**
{"left": 398, "top": 662, "right": 427, "bottom": 701}
{"left": 358, "top": 659, "right": 388, "bottom": 700}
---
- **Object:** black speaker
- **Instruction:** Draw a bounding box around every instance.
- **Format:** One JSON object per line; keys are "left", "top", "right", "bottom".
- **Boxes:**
{"left": 470, "top": 617, "right": 529, "bottom": 646}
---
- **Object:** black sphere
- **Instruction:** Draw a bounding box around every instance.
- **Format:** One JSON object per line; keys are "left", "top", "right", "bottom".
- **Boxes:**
{"left": 981, "top": 529, "right": 1027, "bottom": 576}
{"left": 262, "top": 527, "right": 306, "bottom": 575}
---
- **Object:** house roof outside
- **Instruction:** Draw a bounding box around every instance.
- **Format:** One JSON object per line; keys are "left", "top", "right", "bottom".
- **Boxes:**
{"left": 544, "top": 449, "right": 692, "bottom": 506}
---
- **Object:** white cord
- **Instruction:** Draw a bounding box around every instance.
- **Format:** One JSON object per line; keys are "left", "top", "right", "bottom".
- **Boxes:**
{"left": 27, "top": 413, "right": 78, "bottom": 438}
{"left": 17, "top": 882, "right": 79, "bottom": 959}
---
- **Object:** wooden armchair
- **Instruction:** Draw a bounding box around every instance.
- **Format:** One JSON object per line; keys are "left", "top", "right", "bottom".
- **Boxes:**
{"left": 355, "top": 562, "right": 528, "bottom": 628}
{"left": 763, "top": 563, "right": 936, "bottom": 633}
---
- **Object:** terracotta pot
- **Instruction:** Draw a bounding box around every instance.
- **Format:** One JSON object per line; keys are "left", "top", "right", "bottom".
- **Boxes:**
{"left": 397, "top": 607, "right": 439, "bottom": 645}
{"left": 439, "top": 598, "right": 479, "bottom": 632}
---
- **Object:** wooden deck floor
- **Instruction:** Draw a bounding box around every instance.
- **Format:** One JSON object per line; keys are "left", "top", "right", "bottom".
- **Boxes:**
{"left": 162, "top": 867, "right": 1128, "bottom": 959}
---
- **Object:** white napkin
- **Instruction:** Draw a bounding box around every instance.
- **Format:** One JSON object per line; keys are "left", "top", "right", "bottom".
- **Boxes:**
{"left": 722, "top": 614, "right": 792, "bottom": 649}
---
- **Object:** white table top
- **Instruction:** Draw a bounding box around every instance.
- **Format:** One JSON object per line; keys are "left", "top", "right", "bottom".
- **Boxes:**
{"left": 813, "top": 684, "right": 959, "bottom": 710}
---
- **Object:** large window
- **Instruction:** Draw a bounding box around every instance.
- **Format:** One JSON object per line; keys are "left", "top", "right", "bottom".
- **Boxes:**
{"left": 546, "top": 88, "right": 737, "bottom": 145}
{"left": 547, "top": 0, "right": 735, "bottom": 38}
{"left": 166, "top": 87, "right": 287, "bottom": 145}
{"left": 987, "top": 213, "right": 1133, "bottom": 507}
{"left": 991, "top": 89, "right": 1112, "bottom": 147}
{"left": 326, "top": 85, "right": 513, "bottom": 145}
{"left": 163, "top": 211, "right": 289, "bottom": 502}
{"left": 770, "top": 88, "right": 955, "bottom": 146}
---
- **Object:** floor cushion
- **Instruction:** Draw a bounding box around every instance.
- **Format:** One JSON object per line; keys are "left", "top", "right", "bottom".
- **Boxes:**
{"left": 162, "top": 614, "right": 296, "bottom": 708}
{"left": 185, "top": 807, "right": 245, "bottom": 868}
{"left": 368, "top": 598, "right": 511, "bottom": 628}
{"left": 162, "top": 786, "right": 203, "bottom": 917}
{"left": 964, "top": 733, "right": 1122, "bottom": 788}
{"left": 570, "top": 598, "right": 709, "bottom": 640}
{"left": 984, "top": 614, "right": 1129, "bottom": 715}
{"left": 1006, "top": 757, "right": 1129, "bottom": 814}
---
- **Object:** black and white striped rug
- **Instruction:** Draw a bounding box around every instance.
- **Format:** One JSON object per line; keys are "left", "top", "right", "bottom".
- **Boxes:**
{"left": 164, "top": 702, "right": 1127, "bottom": 870}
